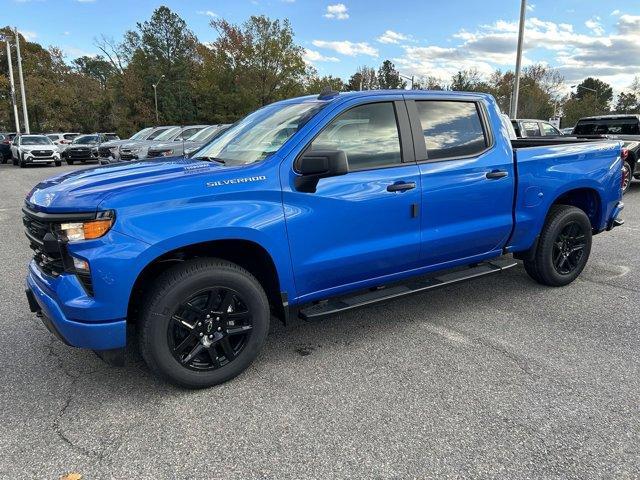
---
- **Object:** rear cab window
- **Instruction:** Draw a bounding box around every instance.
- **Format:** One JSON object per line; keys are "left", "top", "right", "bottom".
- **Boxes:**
{"left": 574, "top": 118, "right": 640, "bottom": 135}
{"left": 414, "top": 100, "right": 489, "bottom": 160}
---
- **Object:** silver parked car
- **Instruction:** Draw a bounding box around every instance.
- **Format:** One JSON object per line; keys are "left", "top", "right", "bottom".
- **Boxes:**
{"left": 146, "top": 124, "right": 231, "bottom": 159}
{"left": 117, "top": 125, "right": 207, "bottom": 162}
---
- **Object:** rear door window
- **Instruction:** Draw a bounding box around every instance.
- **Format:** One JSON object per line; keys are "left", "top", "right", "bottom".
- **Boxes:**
{"left": 415, "top": 101, "right": 488, "bottom": 160}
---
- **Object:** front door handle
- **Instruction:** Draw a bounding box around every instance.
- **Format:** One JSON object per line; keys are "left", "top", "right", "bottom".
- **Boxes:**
{"left": 387, "top": 181, "right": 416, "bottom": 192}
{"left": 486, "top": 170, "right": 508, "bottom": 180}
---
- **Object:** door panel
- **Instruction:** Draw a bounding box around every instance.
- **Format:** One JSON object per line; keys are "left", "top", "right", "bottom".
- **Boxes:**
{"left": 408, "top": 98, "right": 515, "bottom": 266}
{"left": 281, "top": 99, "right": 421, "bottom": 300}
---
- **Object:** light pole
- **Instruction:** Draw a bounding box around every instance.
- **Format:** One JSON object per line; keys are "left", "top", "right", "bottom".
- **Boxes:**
{"left": 571, "top": 84, "right": 598, "bottom": 101}
{"left": 152, "top": 74, "right": 165, "bottom": 124}
{"left": 4, "top": 39, "right": 20, "bottom": 132}
{"left": 510, "top": 0, "right": 527, "bottom": 118}
{"left": 399, "top": 73, "right": 416, "bottom": 90}
{"left": 14, "top": 28, "right": 30, "bottom": 133}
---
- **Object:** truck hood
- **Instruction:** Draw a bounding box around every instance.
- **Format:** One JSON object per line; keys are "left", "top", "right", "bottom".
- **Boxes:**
{"left": 26, "top": 158, "right": 222, "bottom": 213}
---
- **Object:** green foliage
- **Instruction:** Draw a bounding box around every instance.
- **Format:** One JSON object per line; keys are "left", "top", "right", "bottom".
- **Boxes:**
{"left": 0, "top": 13, "right": 630, "bottom": 136}
{"left": 377, "top": 60, "right": 406, "bottom": 89}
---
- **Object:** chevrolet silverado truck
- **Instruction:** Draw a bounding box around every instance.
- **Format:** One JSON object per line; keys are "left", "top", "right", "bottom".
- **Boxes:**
{"left": 23, "top": 90, "right": 625, "bottom": 388}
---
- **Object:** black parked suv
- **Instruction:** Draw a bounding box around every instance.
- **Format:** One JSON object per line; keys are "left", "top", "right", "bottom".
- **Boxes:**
{"left": 64, "top": 133, "right": 119, "bottom": 165}
{"left": 573, "top": 115, "right": 640, "bottom": 193}
{"left": 0, "top": 132, "right": 17, "bottom": 163}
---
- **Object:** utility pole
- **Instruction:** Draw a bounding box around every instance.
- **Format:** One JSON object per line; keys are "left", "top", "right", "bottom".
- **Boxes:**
{"left": 5, "top": 40, "right": 20, "bottom": 133}
{"left": 510, "top": 0, "right": 527, "bottom": 118}
{"left": 152, "top": 74, "right": 165, "bottom": 124}
{"left": 14, "top": 28, "right": 30, "bottom": 133}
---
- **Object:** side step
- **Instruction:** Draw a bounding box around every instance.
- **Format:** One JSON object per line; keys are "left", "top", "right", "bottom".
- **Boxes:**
{"left": 298, "top": 258, "right": 518, "bottom": 320}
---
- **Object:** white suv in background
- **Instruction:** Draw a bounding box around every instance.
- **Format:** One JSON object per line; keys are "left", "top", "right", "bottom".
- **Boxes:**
{"left": 46, "top": 132, "right": 80, "bottom": 153}
{"left": 10, "top": 135, "right": 61, "bottom": 168}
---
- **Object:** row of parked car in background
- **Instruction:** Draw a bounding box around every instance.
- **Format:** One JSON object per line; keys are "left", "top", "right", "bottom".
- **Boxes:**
{"left": 0, "top": 124, "right": 230, "bottom": 168}
{"left": 1, "top": 114, "right": 637, "bottom": 192}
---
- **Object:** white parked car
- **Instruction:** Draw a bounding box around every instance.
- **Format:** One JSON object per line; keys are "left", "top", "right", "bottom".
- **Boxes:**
{"left": 46, "top": 132, "right": 80, "bottom": 152}
{"left": 10, "top": 135, "right": 61, "bottom": 168}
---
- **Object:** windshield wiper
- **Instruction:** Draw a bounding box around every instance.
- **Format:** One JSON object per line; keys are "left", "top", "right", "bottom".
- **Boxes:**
{"left": 194, "top": 156, "right": 226, "bottom": 165}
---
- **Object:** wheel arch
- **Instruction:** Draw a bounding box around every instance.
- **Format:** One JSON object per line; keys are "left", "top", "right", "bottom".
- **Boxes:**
{"left": 549, "top": 186, "right": 603, "bottom": 230}
{"left": 128, "top": 238, "right": 288, "bottom": 326}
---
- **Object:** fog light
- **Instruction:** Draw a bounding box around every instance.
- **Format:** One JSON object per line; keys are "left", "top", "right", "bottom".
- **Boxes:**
{"left": 72, "top": 256, "right": 90, "bottom": 273}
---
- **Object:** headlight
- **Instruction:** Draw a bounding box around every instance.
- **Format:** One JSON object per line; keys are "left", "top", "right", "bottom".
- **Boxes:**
{"left": 59, "top": 211, "right": 115, "bottom": 242}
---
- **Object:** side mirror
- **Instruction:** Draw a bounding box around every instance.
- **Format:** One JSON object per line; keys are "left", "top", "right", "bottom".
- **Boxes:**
{"left": 295, "top": 149, "right": 348, "bottom": 193}
{"left": 174, "top": 137, "right": 184, "bottom": 142}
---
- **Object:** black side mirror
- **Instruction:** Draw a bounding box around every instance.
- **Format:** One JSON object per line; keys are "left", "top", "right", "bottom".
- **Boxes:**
{"left": 295, "top": 149, "right": 348, "bottom": 193}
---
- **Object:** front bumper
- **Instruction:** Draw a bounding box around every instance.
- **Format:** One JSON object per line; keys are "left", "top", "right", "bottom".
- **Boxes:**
{"left": 26, "top": 262, "right": 126, "bottom": 350}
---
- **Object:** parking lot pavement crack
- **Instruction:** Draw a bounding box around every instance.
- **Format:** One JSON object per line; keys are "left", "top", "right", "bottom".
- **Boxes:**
{"left": 579, "top": 277, "right": 640, "bottom": 294}
{"left": 470, "top": 335, "right": 540, "bottom": 379}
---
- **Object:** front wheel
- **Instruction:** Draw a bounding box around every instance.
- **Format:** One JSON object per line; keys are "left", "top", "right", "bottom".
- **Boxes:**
{"left": 66, "top": 159, "right": 74, "bottom": 165}
{"left": 139, "top": 259, "right": 270, "bottom": 388}
{"left": 523, "top": 205, "right": 592, "bottom": 287}
{"left": 54, "top": 161, "right": 61, "bottom": 167}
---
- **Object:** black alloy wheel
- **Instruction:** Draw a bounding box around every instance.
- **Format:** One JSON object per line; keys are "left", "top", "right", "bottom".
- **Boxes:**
{"left": 168, "top": 287, "right": 253, "bottom": 371}
{"left": 552, "top": 221, "right": 587, "bottom": 275}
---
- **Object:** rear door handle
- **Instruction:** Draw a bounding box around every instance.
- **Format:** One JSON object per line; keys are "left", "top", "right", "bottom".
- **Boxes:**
{"left": 387, "top": 181, "right": 416, "bottom": 192}
{"left": 486, "top": 170, "right": 508, "bottom": 179}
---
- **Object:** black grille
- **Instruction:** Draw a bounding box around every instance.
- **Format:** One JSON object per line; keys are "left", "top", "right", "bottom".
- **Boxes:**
{"left": 67, "top": 148, "right": 95, "bottom": 160}
{"left": 22, "top": 205, "right": 95, "bottom": 295}
{"left": 119, "top": 150, "right": 137, "bottom": 160}
{"left": 22, "top": 208, "right": 66, "bottom": 277}
{"left": 31, "top": 150, "right": 54, "bottom": 157}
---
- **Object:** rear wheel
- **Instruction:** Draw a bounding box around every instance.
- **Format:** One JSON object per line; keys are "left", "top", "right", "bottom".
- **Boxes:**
{"left": 66, "top": 159, "right": 74, "bottom": 165}
{"left": 139, "top": 258, "right": 270, "bottom": 388}
{"left": 523, "top": 205, "right": 592, "bottom": 286}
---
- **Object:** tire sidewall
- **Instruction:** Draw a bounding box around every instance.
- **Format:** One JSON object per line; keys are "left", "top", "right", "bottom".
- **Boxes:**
{"left": 142, "top": 264, "right": 270, "bottom": 388}
{"left": 538, "top": 208, "right": 592, "bottom": 286}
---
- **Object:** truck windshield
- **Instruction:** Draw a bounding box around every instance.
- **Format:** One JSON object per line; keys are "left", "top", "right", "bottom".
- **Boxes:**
{"left": 193, "top": 101, "right": 326, "bottom": 164}
{"left": 574, "top": 118, "right": 640, "bottom": 135}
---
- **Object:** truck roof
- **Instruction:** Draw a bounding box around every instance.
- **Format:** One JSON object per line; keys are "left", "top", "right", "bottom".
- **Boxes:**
{"left": 577, "top": 114, "right": 640, "bottom": 121}
{"left": 274, "top": 89, "right": 495, "bottom": 108}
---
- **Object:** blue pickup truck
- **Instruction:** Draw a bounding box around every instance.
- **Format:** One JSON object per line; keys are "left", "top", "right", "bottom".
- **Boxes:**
{"left": 23, "top": 90, "right": 625, "bottom": 388}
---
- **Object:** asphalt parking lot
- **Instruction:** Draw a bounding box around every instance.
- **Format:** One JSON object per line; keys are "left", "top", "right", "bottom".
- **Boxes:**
{"left": 0, "top": 163, "right": 638, "bottom": 479}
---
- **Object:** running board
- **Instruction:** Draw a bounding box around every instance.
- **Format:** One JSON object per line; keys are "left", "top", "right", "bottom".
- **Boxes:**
{"left": 298, "top": 258, "right": 518, "bottom": 320}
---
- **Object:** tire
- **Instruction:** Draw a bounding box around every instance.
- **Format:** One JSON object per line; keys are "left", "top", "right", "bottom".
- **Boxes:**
{"left": 66, "top": 159, "right": 74, "bottom": 165}
{"left": 54, "top": 161, "right": 61, "bottom": 167}
{"left": 12, "top": 158, "right": 18, "bottom": 166}
{"left": 0, "top": 154, "right": 6, "bottom": 164}
{"left": 139, "top": 258, "right": 270, "bottom": 388}
{"left": 523, "top": 205, "right": 592, "bottom": 287}
{"left": 622, "top": 160, "right": 632, "bottom": 194}
{"left": 19, "top": 153, "right": 26, "bottom": 168}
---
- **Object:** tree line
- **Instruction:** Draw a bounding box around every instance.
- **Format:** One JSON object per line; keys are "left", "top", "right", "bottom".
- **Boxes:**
{"left": 1, "top": 6, "right": 639, "bottom": 135}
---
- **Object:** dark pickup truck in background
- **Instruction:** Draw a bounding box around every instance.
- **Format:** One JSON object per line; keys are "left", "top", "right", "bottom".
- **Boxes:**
{"left": 572, "top": 115, "right": 640, "bottom": 193}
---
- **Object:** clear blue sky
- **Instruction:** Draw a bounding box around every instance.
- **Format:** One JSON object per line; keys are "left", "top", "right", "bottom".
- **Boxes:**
{"left": 2, "top": 0, "right": 639, "bottom": 91}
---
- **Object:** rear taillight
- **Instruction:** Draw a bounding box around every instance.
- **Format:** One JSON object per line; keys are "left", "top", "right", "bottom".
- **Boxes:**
{"left": 1, "top": 140, "right": 9, "bottom": 144}
{"left": 621, "top": 148, "right": 629, "bottom": 161}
